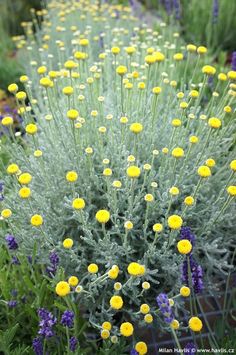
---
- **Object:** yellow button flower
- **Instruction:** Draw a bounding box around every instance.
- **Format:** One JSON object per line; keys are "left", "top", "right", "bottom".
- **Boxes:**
{"left": 202, "top": 65, "right": 216, "bottom": 76}
{"left": 171, "top": 319, "right": 180, "bottom": 330}
{"left": 152, "top": 86, "right": 162, "bottom": 95}
{"left": 126, "top": 165, "right": 141, "bottom": 178}
{"left": 197, "top": 46, "right": 207, "bottom": 55}
{"left": 88, "top": 263, "right": 98, "bottom": 273}
{"left": 116, "top": 65, "right": 127, "bottom": 76}
{"left": 2, "top": 116, "right": 13, "bottom": 126}
{"left": 127, "top": 262, "right": 145, "bottom": 276}
{"left": 110, "top": 295, "right": 123, "bottom": 310}
{"left": 230, "top": 160, "right": 236, "bottom": 171}
{"left": 18, "top": 173, "right": 32, "bottom": 185}
{"left": 72, "top": 198, "right": 85, "bottom": 209}
{"left": 189, "top": 317, "right": 203, "bottom": 332}
{"left": 205, "top": 159, "right": 216, "bottom": 167}
{"left": 67, "top": 109, "right": 79, "bottom": 120}
{"left": 63, "top": 238, "right": 73, "bottom": 249}
{"left": 120, "top": 322, "right": 134, "bottom": 337}
{"left": 168, "top": 215, "right": 183, "bottom": 230}
{"left": 172, "top": 147, "right": 184, "bottom": 158}
{"left": 140, "top": 304, "right": 150, "bottom": 314}
{"left": 1, "top": 209, "right": 12, "bottom": 219}
{"left": 102, "top": 321, "right": 112, "bottom": 330}
{"left": 31, "top": 214, "right": 43, "bottom": 227}
{"left": 101, "top": 329, "right": 110, "bottom": 339}
{"left": 227, "top": 186, "right": 236, "bottom": 196}
{"left": 153, "top": 223, "right": 163, "bottom": 233}
{"left": 95, "top": 209, "right": 110, "bottom": 224}
{"left": 144, "top": 314, "right": 153, "bottom": 323}
{"left": 55, "top": 281, "right": 70, "bottom": 297}
{"left": 173, "top": 53, "right": 183, "bottom": 61}
{"left": 8, "top": 83, "right": 18, "bottom": 93}
{"left": 7, "top": 164, "right": 19, "bottom": 175}
{"left": 177, "top": 239, "right": 192, "bottom": 254}
{"left": 111, "top": 46, "right": 120, "bottom": 55}
{"left": 19, "top": 187, "right": 31, "bottom": 199}
{"left": 26, "top": 123, "right": 38, "bottom": 135}
{"left": 180, "top": 286, "right": 191, "bottom": 297}
{"left": 184, "top": 196, "right": 195, "bottom": 206}
{"left": 68, "top": 276, "right": 79, "bottom": 287}
{"left": 208, "top": 117, "right": 221, "bottom": 129}
{"left": 66, "top": 171, "right": 78, "bottom": 182}
{"left": 135, "top": 341, "right": 148, "bottom": 355}
{"left": 130, "top": 122, "right": 143, "bottom": 134}
{"left": 197, "top": 165, "right": 211, "bottom": 178}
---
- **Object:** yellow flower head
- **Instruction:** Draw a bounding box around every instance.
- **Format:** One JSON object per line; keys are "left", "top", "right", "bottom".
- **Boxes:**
{"left": 16, "top": 91, "right": 27, "bottom": 101}
{"left": 30, "top": 214, "right": 43, "bottom": 227}
{"left": 172, "top": 147, "right": 184, "bottom": 158}
{"left": 7, "top": 163, "right": 19, "bottom": 175}
{"left": 1, "top": 209, "right": 12, "bottom": 219}
{"left": 63, "top": 238, "right": 73, "bottom": 249}
{"left": 67, "top": 109, "right": 79, "bottom": 120}
{"left": 26, "top": 123, "right": 38, "bottom": 135}
{"left": 18, "top": 173, "right": 32, "bottom": 185}
{"left": 116, "top": 65, "right": 127, "bottom": 76}
{"left": 55, "top": 281, "right": 70, "bottom": 297}
{"left": 103, "top": 168, "right": 112, "bottom": 176}
{"left": 66, "top": 171, "right": 78, "bottom": 182}
{"left": 19, "top": 187, "right": 31, "bottom": 199}
{"left": 135, "top": 341, "right": 148, "bottom": 355}
{"left": 130, "top": 122, "right": 143, "bottom": 134}
{"left": 173, "top": 53, "right": 183, "bottom": 61}
{"left": 153, "top": 223, "right": 163, "bottom": 233}
{"left": 227, "top": 71, "right": 236, "bottom": 81}
{"left": 40, "top": 77, "right": 53, "bottom": 88}
{"left": 88, "top": 263, "right": 98, "bottom": 273}
{"left": 144, "top": 314, "right": 153, "bottom": 324}
{"left": 197, "top": 46, "right": 207, "bottom": 55}
{"left": 112, "top": 180, "right": 122, "bottom": 188}
{"left": 8, "top": 83, "right": 18, "bottom": 93}
{"left": 101, "top": 329, "right": 110, "bottom": 339}
{"left": 126, "top": 165, "right": 141, "bottom": 178}
{"left": 205, "top": 159, "right": 216, "bottom": 167}
{"left": 110, "top": 295, "right": 123, "bottom": 309}
{"left": 102, "top": 321, "right": 112, "bottom": 331}
{"left": 208, "top": 117, "right": 221, "bottom": 129}
{"left": 95, "top": 209, "right": 110, "bottom": 224}
{"left": 186, "top": 44, "right": 197, "bottom": 52}
{"left": 189, "top": 135, "right": 199, "bottom": 144}
{"left": 140, "top": 304, "right": 150, "bottom": 314}
{"left": 127, "top": 262, "right": 145, "bottom": 276}
{"left": 230, "top": 160, "right": 236, "bottom": 171}
{"left": 172, "top": 119, "right": 182, "bottom": 127}
{"left": 177, "top": 239, "right": 192, "bottom": 254}
{"left": 171, "top": 319, "right": 180, "bottom": 330}
{"left": 72, "top": 198, "right": 85, "bottom": 209}
{"left": 180, "top": 286, "right": 191, "bottom": 297}
{"left": 124, "top": 220, "right": 133, "bottom": 230}
{"left": 142, "top": 281, "right": 150, "bottom": 290}
{"left": 152, "top": 86, "right": 162, "bottom": 95}
{"left": 168, "top": 215, "right": 183, "bottom": 230}
{"left": 120, "top": 322, "right": 134, "bottom": 337}
{"left": 68, "top": 276, "right": 79, "bottom": 287}
{"left": 189, "top": 317, "right": 203, "bottom": 332}
{"left": 197, "top": 165, "right": 211, "bottom": 178}
{"left": 63, "top": 86, "right": 74, "bottom": 95}
{"left": 144, "top": 194, "right": 154, "bottom": 202}
{"left": 184, "top": 196, "right": 195, "bottom": 206}
{"left": 2, "top": 116, "right": 13, "bottom": 126}
{"left": 202, "top": 65, "right": 216, "bottom": 76}
{"left": 169, "top": 186, "right": 179, "bottom": 196}
{"left": 189, "top": 90, "right": 199, "bottom": 98}
{"left": 64, "top": 60, "right": 77, "bottom": 70}
{"left": 126, "top": 46, "right": 136, "bottom": 55}
{"left": 145, "top": 55, "right": 156, "bottom": 65}
{"left": 218, "top": 73, "right": 227, "bottom": 81}
{"left": 227, "top": 186, "right": 236, "bottom": 196}
{"left": 111, "top": 46, "right": 120, "bottom": 55}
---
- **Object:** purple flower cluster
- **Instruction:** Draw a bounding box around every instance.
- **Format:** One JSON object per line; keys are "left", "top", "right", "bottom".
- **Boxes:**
{"left": 181, "top": 255, "right": 203, "bottom": 294}
{"left": 38, "top": 308, "right": 57, "bottom": 338}
{"left": 61, "top": 310, "right": 74, "bottom": 328}
{"left": 184, "top": 342, "right": 197, "bottom": 354}
{"left": 46, "top": 251, "right": 59, "bottom": 276}
{"left": 8, "top": 300, "right": 17, "bottom": 308}
{"left": 212, "top": 0, "right": 219, "bottom": 23}
{"left": 156, "top": 293, "right": 174, "bottom": 323}
{"left": 69, "top": 336, "right": 78, "bottom": 352}
{"left": 179, "top": 227, "right": 195, "bottom": 247}
{"left": 32, "top": 337, "right": 43, "bottom": 355}
{"left": 130, "top": 350, "right": 138, "bottom": 355}
{"left": 5, "top": 234, "right": 18, "bottom": 250}
{"left": 231, "top": 52, "right": 236, "bottom": 71}
{"left": 173, "top": 0, "right": 181, "bottom": 20}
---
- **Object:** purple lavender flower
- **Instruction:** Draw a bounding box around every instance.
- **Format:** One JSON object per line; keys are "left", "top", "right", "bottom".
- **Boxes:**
{"left": 173, "top": 0, "right": 181, "bottom": 20}
{"left": 11, "top": 289, "right": 18, "bottom": 297}
{"left": 32, "top": 337, "right": 43, "bottom": 355}
{"left": 164, "top": 0, "right": 172, "bottom": 16}
{"left": 156, "top": 293, "right": 174, "bottom": 323}
{"left": 5, "top": 234, "right": 18, "bottom": 250}
{"left": 0, "top": 181, "right": 4, "bottom": 192}
{"left": 212, "top": 0, "right": 219, "bottom": 23}
{"left": 181, "top": 255, "right": 203, "bottom": 294}
{"left": 11, "top": 256, "right": 20, "bottom": 265}
{"left": 184, "top": 342, "right": 197, "bottom": 354}
{"left": 231, "top": 52, "right": 236, "bottom": 71}
{"left": 38, "top": 308, "right": 57, "bottom": 338}
{"left": 69, "top": 336, "right": 78, "bottom": 352}
{"left": 179, "top": 227, "right": 195, "bottom": 247}
{"left": 46, "top": 251, "right": 59, "bottom": 276}
{"left": 130, "top": 350, "right": 139, "bottom": 355}
{"left": 61, "top": 310, "right": 74, "bottom": 328}
{"left": 8, "top": 300, "right": 17, "bottom": 308}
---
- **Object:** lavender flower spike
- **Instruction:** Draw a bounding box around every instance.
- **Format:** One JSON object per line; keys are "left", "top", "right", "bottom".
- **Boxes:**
{"left": 156, "top": 293, "right": 174, "bottom": 323}
{"left": 69, "top": 336, "right": 78, "bottom": 352}
{"left": 32, "top": 337, "right": 43, "bottom": 355}
{"left": 5, "top": 234, "right": 18, "bottom": 250}
{"left": 61, "top": 310, "right": 74, "bottom": 328}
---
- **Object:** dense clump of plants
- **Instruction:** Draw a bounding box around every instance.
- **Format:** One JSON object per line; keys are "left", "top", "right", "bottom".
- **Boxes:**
{"left": 0, "top": 0, "right": 235, "bottom": 353}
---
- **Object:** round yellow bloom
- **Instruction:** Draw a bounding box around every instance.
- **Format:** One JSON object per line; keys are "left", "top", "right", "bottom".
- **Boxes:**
{"left": 218, "top": 73, "right": 227, "bottom": 81}
{"left": 16, "top": 91, "right": 27, "bottom": 101}
{"left": 127, "top": 262, "right": 145, "bottom": 276}
{"left": 145, "top": 55, "right": 156, "bottom": 64}
{"left": 144, "top": 314, "right": 153, "bottom": 323}
{"left": 68, "top": 276, "right": 79, "bottom": 287}
{"left": 63, "top": 238, "right": 73, "bottom": 249}
{"left": 124, "top": 220, "right": 133, "bottom": 230}
{"left": 172, "top": 147, "right": 184, "bottom": 158}
{"left": 63, "top": 86, "right": 74, "bottom": 95}
{"left": 67, "top": 109, "right": 79, "bottom": 120}
{"left": 154, "top": 51, "right": 165, "bottom": 62}
{"left": 126, "top": 46, "right": 136, "bottom": 55}
{"left": 64, "top": 60, "right": 77, "bottom": 70}
{"left": 169, "top": 186, "right": 179, "bottom": 196}
{"left": 7, "top": 163, "right": 19, "bottom": 175}
{"left": 101, "top": 329, "right": 110, "bottom": 339}
{"left": 138, "top": 82, "right": 146, "bottom": 90}
{"left": 227, "top": 186, "right": 236, "bottom": 196}
{"left": 180, "top": 286, "right": 191, "bottom": 297}
{"left": 103, "top": 168, "right": 112, "bottom": 176}
{"left": 110, "top": 295, "right": 123, "bottom": 310}
{"left": 173, "top": 53, "right": 183, "bottom": 61}
{"left": 142, "top": 281, "right": 150, "bottom": 290}
{"left": 120, "top": 322, "right": 134, "bottom": 337}
{"left": 180, "top": 101, "right": 188, "bottom": 109}
{"left": 189, "top": 317, "right": 203, "bottom": 332}
{"left": 197, "top": 46, "right": 207, "bottom": 55}
{"left": 66, "top": 171, "right": 78, "bottom": 183}
{"left": 1, "top": 209, "right": 12, "bottom": 219}
{"left": 40, "top": 77, "right": 53, "bottom": 88}
{"left": 152, "top": 86, "right": 162, "bottom": 95}
{"left": 95, "top": 209, "right": 110, "bottom": 224}
{"left": 171, "top": 319, "right": 180, "bottom": 330}
{"left": 114, "top": 282, "right": 122, "bottom": 291}
{"left": 135, "top": 341, "right": 148, "bottom": 355}
{"left": 37, "top": 66, "right": 47, "bottom": 75}
{"left": 31, "top": 214, "right": 43, "bottom": 227}
{"left": 72, "top": 198, "right": 85, "bottom": 209}
{"left": 18, "top": 173, "right": 32, "bottom": 185}
{"left": 206, "top": 159, "right": 216, "bottom": 167}
{"left": 177, "top": 92, "right": 184, "bottom": 99}
{"left": 202, "top": 65, "right": 216, "bottom": 76}
{"left": 79, "top": 38, "right": 89, "bottom": 46}
{"left": 116, "top": 65, "right": 127, "bottom": 76}
{"left": 102, "top": 322, "right": 112, "bottom": 331}
{"left": 197, "top": 165, "right": 211, "bottom": 178}
{"left": 2, "top": 116, "right": 13, "bottom": 126}
{"left": 130, "top": 122, "right": 143, "bottom": 134}
{"left": 108, "top": 268, "right": 119, "bottom": 280}
{"left": 120, "top": 116, "right": 128, "bottom": 124}
{"left": 34, "top": 150, "right": 43, "bottom": 157}
{"left": 189, "top": 135, "right": 199, "bottom": 144}
{"left": 19, "top": 187, "right": 31, "bottom": 199}
{"left": 111, "top": 46, "right": 120, "bottom": 55}
{"left": 184, "top": 196, "right": 195, "bottom": 206}
{"left": 8, "top": 83, "right": 18, "bottom": 93}
{"left": 189, "top": 90, "right": 199, "bottom": 98}
{"left": 168, "top": 215, "right": 183, "bottom": 230}
{"left": 230, "top": 160, "right": 236, "bottom": 171}
{"left": 144, "top": 194, "right": 154, "bottom": 202}
{"left": 186, "top": 44, "right": 196, "bottom": 52}
{"left": 26, "top": 123, "right": 38, "bottom": 135}
{"left": 88, "top": 263, "right": 98, "bottom": 273}
{"left": 172, "top": 119, "right": 182, "bottom": 127}
{"left": 153, "top": 223, "right": 163, "bottom": 233}
{"left": 140, "top": 304, "right": 150, "bottom": 314}
{"left": 224, "top": 106, "right": 232, "bottom": 113}
{"left": 177, "top": 239, "right": 192, "bottom": 254}
{"left": 208, "top": 117, "right": 221, "bottom": 129}
{"left": 55, "top": 281, "right": 70, "bottom": 297}
{"left": 112, "top": 180, "right": 122, "bottom": 188}
{"left": 227, "top": 71, "right": 236, "bottom": 80}
{"left": 127, "top": 165, "right": 141, "bottom": 178}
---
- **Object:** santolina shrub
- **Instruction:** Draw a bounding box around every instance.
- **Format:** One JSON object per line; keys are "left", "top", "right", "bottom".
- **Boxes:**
{"left": 0, "top": 0, "right": 236, "bottom": 353}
